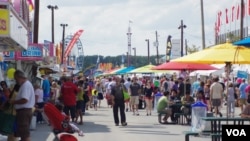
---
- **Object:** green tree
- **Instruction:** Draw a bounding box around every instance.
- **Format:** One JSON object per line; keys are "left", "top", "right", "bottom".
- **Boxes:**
{"left": 227, "top": 33, "right": 240, "bottom": 43}
{"left": 187, "top": 45, "right": 200, "bottom": 54}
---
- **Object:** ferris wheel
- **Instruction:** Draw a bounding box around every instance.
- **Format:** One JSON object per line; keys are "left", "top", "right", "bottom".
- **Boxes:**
{"left": 64, "top": 35, "right": 84, "bottom": 70}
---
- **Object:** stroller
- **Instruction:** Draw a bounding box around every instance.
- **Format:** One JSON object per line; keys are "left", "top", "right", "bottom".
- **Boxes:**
{"left": 43, "top": 103, "right": 79, "bottom": 141}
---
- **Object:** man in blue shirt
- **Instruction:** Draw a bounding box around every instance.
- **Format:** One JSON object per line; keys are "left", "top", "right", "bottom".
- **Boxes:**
{"left": 239, "top": 79, "right": 248, "bottom": 113}
{"left": 42, "top": 75, "right": 51, "bottom": 102}
{"left": 192, "top": 78, "right": 200, "bottom": 97}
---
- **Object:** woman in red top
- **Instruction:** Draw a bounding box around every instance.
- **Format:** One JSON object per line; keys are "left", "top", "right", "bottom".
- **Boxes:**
{"left": 144, "top": 80, "right": 154, "bottom": 116}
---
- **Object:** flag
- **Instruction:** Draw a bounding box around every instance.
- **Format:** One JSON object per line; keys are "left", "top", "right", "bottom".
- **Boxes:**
{"left": 237, "top": 4, "right": 240, "bottom": 20}
{"left": 225, "top": 8, "right": 229, "bottom": 24}
{"left": 248, "top": 0, "right": 250, "bottom": 15}
{"left": 217, "top": 11, "right": 222, "bottom": 30}
{"left": 215, "top": 22, "right": 219, "bottom": 36}
{"left": 27, "top": 0, "right": 34, "bottom": 12}
{"left": 232, "top": 6, "right": 235, "bottom": 22}
{"left": 64, "top": 29, "right": 84, "bottom": 63}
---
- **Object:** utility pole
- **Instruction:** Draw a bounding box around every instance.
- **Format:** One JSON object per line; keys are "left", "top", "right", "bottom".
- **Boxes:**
{"left": 145, "top": 39, "right": 150, "bottom": 64}
{"left": 178, "top": 20, "right": 187, "bottom": 57}
{"left": 155, "top": 31, "right": 159, "bottom": 65}
{"left": 200, "top": 0, "right": 206, "bottom": 49}
{"left": 60, "top": 24, "right": 68, "bottom": 65}
{"left": 47, "top": 5, "right": 58, "bottom": 43}
{"left": 33, "top": 0, "right": 40, "bottom": 43}
{"left": 240, "top": 0, "right": 244, "bottom": 39}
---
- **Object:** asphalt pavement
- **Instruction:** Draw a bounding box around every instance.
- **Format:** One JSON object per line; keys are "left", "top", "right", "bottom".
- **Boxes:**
{"left": 0, "top": 101, "right": 241, "bottom": 141}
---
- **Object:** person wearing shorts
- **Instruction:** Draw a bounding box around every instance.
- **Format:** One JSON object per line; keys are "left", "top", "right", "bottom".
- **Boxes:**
{"left": 11, "top": 70, "right": 35, "bottom": 141}
{"left": 129, "top": 77, "right": 141, "bottom": 116}
{"left": 76, "top": 80, "right": 84, "bottom": 125}
{"left": 239, "top": 79, "right": 248, "bottom": 113}
{"left": 210, "top": 76, "right": 223, "bottom": 117}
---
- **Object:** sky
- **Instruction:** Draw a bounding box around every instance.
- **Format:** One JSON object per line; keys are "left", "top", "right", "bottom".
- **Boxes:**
{"left": 37, "top": 0, "right": 247, "bottom": 57}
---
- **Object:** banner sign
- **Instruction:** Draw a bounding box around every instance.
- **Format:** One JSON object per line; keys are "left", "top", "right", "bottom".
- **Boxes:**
{"left": 237, "top": 70, "right": 248, "bottom": 80}
{"left": 0, "top": 9, "right": 10, "bottom": 36}
{"left": 3, "top": 51, "right": 15, "bottom": 60}
{"left": 44, "top": 40, "right": 54, "bottom": 57}
{"left": 63, "top": 29, "right": 84, "bottom": 63}
{"left": 15, "top": 44, "right": 43, "bottom": 61}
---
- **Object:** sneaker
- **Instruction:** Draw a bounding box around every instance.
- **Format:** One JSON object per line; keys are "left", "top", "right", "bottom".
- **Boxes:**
{"left": 115, "top": 123, "right": 119, "bottom": 126}
{"left": 136, "top": 113, "right": 139, "bottom": 116}
{"left": 126, "top": 108, "right": 128, "bottom": 112}
{"left": 121, "top": 122, "right": 127, "bottom": 126}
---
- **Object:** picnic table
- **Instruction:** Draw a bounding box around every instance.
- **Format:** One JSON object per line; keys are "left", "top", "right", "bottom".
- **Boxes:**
{"left": 170, "top": 103, "right": 192, "bottom": 125}
{"left": 202, "top": 117, "right": 250, "bottom": 141}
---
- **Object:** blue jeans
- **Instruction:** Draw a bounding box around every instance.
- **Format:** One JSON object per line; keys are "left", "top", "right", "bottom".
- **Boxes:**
{"left": 36, "top": 102, "right": 44, "bottom": 122}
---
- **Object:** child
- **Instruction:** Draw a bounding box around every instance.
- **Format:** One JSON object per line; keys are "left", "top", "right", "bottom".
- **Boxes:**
{"left": 196, "top": 90, "right": 207, "bottom": 104}
{"left": 92, "top": 90, "right": 98, "bottom": 110}
{"left": 55, "top": 103, "right": 84, "bottom": 136}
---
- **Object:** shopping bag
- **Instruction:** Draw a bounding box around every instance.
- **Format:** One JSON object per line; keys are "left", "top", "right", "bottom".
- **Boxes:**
{"left": 123, "top": 90, "right": 130, "bottom": 101}
{"left": 0, "top": 111, "right": 16, "bottom": 135}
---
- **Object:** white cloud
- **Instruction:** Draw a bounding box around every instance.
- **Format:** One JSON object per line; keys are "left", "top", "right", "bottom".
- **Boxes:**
{"left": 37, "top": 0, "right": 244, "bottom": 57}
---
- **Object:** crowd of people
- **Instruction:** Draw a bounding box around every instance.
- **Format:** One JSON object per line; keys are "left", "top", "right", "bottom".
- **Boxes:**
{"left": 1, "top": 70, "right": 250, "bottom": 141}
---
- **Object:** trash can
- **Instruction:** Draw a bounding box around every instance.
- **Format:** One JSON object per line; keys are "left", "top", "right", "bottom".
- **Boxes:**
{"left": 154, "top": 92, "right": 163, "bottom": 111}
{"left": 191, "top": 101, "right": 207, "bottom": 132}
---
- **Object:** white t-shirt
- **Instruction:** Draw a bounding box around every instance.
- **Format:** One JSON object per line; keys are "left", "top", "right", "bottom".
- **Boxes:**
{"left": 210, "top": 82, "right": 223, "bottom": 99}
{"left": 15, "top": 81, "right": 35, "bottom": 110}
{"left": 35, "top": 88, "right": 44, "bottom": 103}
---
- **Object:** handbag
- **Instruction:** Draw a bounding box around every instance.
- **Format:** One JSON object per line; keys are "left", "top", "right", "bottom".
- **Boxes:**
{"left": 123, "top": 90, "right": 130, "bottom": 101}
{"left": 0, "top": 109, "right": 16, "bottom": 135}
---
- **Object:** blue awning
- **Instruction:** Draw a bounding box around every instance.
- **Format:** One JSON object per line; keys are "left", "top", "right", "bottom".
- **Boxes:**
{"left": 115, "top": 66, "right": 135, "bottom": 74}
{"left": 233, "top": 37, "right": 250, "bottom": 47}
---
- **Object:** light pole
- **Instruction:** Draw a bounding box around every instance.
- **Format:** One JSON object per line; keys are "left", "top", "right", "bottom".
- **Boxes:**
{"left": 60, "top": 23, "right": 68, "bottom": 65}
{"left": 178, "top": 20, "right": 186, "bottom": 57}
{"left": 200, "top": 0, "right": 205, "bottom": 49}
{"left": 47, "top": 5, "right": 58, "bottom": 43}
{"left": 145, "top": 39, "right": 150, "bottom": 64}
{"left": 132, "top": 47, "right": 136, "bottom": 67}
{"left": 155, "top": 31, "right": 159, "bottom": 65}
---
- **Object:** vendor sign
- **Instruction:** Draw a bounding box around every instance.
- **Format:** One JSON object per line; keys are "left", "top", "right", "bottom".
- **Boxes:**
{"left": 237, "top": 70, "right": 248, "bottom": 80}
{"left": 0, "top": 9, "right": 9, "bottom": 36}
{"left": 15, "top": 44, "right": 43, "bottom": 61}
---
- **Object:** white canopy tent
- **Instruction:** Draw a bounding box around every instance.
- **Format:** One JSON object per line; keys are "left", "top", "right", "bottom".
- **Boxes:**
{"left": 189, "top": 64, "right": 225, "bottom": 77}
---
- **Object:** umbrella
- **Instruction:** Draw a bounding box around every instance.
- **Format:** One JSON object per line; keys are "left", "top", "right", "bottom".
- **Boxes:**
{"left": 99, "top": 67, "right": 122, "bottom": 76}
{"left": 152, "top": 61, "right": 218, "bottom": 70}
{"left": 115, "top": 66, "right": 135, "bottom": 74}
{"left": 233, "top": 37, "right": 250, "bottom": 47}
{"left": 129, "top": 64, "right": 168, "bottom": 74}
{"left": 172, "top": 42, "right": 250, "bottom": 120}
{"left": 172, "top": 42, "right": 250, "bottom": 64}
